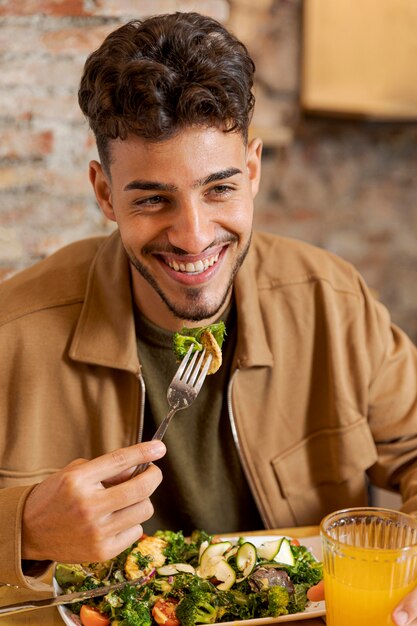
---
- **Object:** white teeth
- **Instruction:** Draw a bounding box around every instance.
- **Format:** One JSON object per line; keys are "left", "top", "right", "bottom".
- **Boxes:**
{"left": 167, "top": 253, "right": 220, "bottom": 274}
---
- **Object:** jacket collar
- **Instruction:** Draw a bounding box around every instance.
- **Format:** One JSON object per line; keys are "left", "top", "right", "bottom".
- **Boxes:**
{"left": 233, "top": 234, "right": 274, "bottom": 369}
{"left": 69, "top": 231, "right": 140, "bottom": 374}
{"left": 69, "top": 230, "right": 273, "bottom": 372}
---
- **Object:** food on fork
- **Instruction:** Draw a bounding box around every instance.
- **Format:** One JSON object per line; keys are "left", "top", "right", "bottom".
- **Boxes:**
{"left": 172, "top": 322, "right": 226, "bottom": 375}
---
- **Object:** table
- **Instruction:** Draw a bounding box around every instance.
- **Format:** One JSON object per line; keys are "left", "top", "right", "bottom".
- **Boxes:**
{"left": 0, "top": 526, "right": 324, "bottom": 626}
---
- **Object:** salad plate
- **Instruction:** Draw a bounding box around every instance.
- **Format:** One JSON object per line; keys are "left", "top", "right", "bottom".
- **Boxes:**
{"left": 54, "top": 534, "right": 325, "bottom": 625}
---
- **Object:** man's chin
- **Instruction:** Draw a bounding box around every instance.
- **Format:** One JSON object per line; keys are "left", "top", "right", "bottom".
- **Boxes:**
{"left": 161, "top": 297, "right": 228, "bottom": 323}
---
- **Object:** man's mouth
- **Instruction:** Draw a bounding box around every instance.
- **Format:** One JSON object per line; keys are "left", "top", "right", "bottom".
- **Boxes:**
{"left": 164, "top": 252, "right": 220, "bottom": 275}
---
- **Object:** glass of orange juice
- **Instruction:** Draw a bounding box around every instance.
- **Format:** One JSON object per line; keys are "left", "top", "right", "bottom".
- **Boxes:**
{"left": 321, "top": 507, "right": 417, "bottom": 626}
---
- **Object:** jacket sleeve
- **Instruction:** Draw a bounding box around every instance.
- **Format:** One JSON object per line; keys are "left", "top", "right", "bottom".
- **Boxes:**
{"left": 0, "top": 484, "right": 53, "bottom": 592}
{"left": 361, "top": 277, "right": 417, "bottom": 513}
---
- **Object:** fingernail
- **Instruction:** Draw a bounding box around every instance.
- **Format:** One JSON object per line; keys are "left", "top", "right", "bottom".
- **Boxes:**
{"left": 148, "top": 441, "right": 165, "bottom": 456}
{"left": 394, "top": 610, "right": 409, "bottom": 626}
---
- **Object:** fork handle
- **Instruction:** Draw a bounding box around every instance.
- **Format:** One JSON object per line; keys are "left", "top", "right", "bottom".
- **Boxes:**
{"left": 130, "top": 407, "right": 178, "bottom": 477}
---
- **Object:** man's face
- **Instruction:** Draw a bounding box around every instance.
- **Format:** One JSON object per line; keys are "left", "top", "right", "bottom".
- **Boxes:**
{"left": 90, "top": 126, "right": 262, "bottom": 329}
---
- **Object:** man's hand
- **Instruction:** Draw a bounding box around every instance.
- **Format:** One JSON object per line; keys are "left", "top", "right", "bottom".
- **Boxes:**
{"left": 22, "top": 441, "right": 166, "bottom": 563}
{"left": 393, "top": 590, "right": 417, "bottom": 626}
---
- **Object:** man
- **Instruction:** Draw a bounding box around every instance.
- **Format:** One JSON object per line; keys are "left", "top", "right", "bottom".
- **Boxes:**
{"left": 0, "top": 11, "right": 416, "bottom": 624}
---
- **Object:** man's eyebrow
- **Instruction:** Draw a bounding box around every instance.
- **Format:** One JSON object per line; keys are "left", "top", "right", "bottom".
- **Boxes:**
{"left": 123, "top": 180, "right": 178, "bottom": 192}
{"left": 195, "top": 167, "right": 242, "bottom": 187}
{"left": 123, "top": 167, "right": 242, "bottom": 193}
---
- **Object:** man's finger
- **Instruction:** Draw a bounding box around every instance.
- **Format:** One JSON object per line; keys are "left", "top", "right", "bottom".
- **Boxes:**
{"left": 100, "top": 463, "right": 163, "bottom": 515}
{"left": 69, "top": 441, "right": 166, "bottom": 482}
{"left": 103, "top": 498, "right": 155, "bottom": 536}
{"left": 392, "top": 585, "right": 417, "bottom": 626}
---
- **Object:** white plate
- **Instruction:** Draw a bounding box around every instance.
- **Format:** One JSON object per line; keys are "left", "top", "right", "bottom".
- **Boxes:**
{"left": 54, "top": 535, "right": 325, "bottom": 625}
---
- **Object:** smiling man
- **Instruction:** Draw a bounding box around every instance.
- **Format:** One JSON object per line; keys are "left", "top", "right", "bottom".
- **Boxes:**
{"left": 1, "top": 12, "right": 417, "bottom": 624}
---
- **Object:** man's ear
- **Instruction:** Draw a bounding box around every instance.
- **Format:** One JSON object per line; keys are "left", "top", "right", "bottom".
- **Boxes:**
{"left": 246, "top": 137, "right": 263, "bottom": 199}
{"left": 89, "top": 160, "right": 116, "bottom": 222}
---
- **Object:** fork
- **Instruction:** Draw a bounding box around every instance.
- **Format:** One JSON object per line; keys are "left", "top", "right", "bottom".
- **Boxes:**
{"left": 131, "top": 345, "right": 212, "bottom": 477}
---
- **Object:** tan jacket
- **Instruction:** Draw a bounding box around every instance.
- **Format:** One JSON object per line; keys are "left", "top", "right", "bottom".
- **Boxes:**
{"left": 1, "top": 230, "right": 417, "bottom": 594}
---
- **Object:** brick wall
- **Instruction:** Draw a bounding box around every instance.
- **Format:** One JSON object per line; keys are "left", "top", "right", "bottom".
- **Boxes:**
{"left": 1, "top": 0, "right": 416, "bottom": 344}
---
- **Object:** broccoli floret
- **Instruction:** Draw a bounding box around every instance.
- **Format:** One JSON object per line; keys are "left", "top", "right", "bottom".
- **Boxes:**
{"left": 152, "top": 577, "right": 173, "bottom": 594}
{"left": 266, "top": 586, "right": 290, "bottom": 617}
{"left": 107, "top": 585, "right": 152, "bottom": 626}
{"left": 176, "top": 592, "right": 218, "bottom": 626}
{"left": 246, "top": 586, "right": 290, "bottom": 619}
{"left": 118, "top": 602, "right": 152, "bottom": 626}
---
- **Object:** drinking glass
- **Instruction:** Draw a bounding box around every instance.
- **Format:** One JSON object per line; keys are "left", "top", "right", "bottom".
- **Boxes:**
{"left": 320, "top": 507, "right": 417, "bottom": 626}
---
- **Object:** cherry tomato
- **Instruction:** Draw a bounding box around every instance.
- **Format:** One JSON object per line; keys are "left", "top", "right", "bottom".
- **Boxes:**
{"left": 152, "top": 598, "right": 180, "bottom": 626}
{"left": 290, "top": 538, "right": 300, "bottom": 546}
{"left": 307, "top": 579, "right": 325, "bottom": 602}
{"left": 80, "top": 604, "right": 111, "bottom": 626}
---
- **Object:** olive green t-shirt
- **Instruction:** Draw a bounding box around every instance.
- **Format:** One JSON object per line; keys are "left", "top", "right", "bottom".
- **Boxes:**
{"left": 135, "top": 303, "right": 263, "bottom": 535}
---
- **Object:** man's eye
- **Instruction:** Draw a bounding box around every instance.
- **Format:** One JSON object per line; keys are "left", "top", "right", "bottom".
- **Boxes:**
{"left": 210, "top": 185, "right": 234, "bottom": 196}
{"left": 134, "top": 195, "right": 166, "bottom": 206}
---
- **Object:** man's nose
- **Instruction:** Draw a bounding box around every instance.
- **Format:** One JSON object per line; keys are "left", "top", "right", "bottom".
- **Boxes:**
{"left": 167, "top": 199, "right": 215, "bottom": 254}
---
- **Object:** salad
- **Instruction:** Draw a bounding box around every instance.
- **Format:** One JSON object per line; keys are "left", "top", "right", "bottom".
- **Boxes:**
{"left": 55, "top": 529, "right": 323, "bottom": 626}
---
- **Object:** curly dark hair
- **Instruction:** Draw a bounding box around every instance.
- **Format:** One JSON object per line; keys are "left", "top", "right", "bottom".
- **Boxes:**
{"left": 78, "top": 12, "right": 255, "bottom": 170}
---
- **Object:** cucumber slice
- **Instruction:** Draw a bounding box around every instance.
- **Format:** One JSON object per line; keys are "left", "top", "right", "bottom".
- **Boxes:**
{"left": 198, "top": 540, "right": 209, "bottom": 561}
{"left": 176, "top": 563, "right": 196, "bottom": 574}
{"left": 198, "top": 542, "right": 232, "bottom": 578}
{"left": 257, "top": 538, "right": 283, "bottom": 561}
{"left": 236, "top": 542, "right": 257, "bottom": 578}
{"left": 274, "top": 538, "right": 295, "bottom": 566}
{"left": 214, "top": 559, "right": 236, "bottom": 591}
{"left": 157, "top": 563, "right": 195, "bottom": 576}
{"left": 196, "top": 555, "right": 222, "bottom": 579}
{"left": 199, "top": 542, "right": 232, "bottom": 564}
{"left": 225, "top": 545, "right": 239, "bottom": 561}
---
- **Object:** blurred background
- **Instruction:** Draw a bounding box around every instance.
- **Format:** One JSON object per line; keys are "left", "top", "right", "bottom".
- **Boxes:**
{"left": 1, "top": 0, "right": 415, "bottom": 505}
{"left": 0, "top": 0, "right": 416, "bottom": 334}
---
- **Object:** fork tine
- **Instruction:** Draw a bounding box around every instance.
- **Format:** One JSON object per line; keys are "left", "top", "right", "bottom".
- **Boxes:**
{"left": 193, "top": 354, "right": 212, "bottom": 393}
{"left": 181, "top": 349, "right": 199, "bottom": 383}
{"left": 173, "top": 344, "right": 195, "bottom": 380}
{"left": 187, "top": 349, "right": 207, "bottom": 386}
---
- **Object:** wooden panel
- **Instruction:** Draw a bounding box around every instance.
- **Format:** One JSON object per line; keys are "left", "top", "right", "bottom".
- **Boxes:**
{"left": 302, "top": 0, "right": 417, "bottom": 118}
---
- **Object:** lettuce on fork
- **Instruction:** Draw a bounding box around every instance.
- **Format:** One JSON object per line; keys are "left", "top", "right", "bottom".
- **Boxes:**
{"left": 172, "top": 322, "right": 226, "bottom": 375}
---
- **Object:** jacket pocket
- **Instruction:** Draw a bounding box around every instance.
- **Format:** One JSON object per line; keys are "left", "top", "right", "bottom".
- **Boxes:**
{"left": 271, "top": 418, "right": 378, "bottom": 525}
